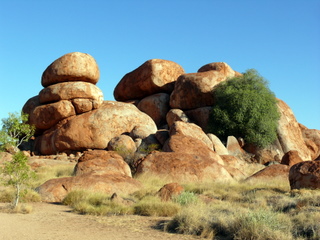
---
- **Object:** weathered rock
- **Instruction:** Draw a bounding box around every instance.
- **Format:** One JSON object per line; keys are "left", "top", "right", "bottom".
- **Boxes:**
{"left": 185, "top": 107, "right": 212, "bottom": 131}
{"left": 221, "top": 155, "right": 264, "bottom": 180}
{"left": 281, "top": 150, "right": 303, "bottom": 166}
{"left": 39, "top": 82, "right": 103, "bottom": 106}
{"left": 207, "top": 134, "right": 228, "bottom": 155}
{"left": 197, "top": 62, "right": 241, "bottom": 77}
{"left": 29, "top": 100, "right": 76, "bottom": 130}
{"left": 107, "top": 135, "right": 137, "bottom": 157}
{"left": 71, "top": 98, "right": 94, "bottom": 114}
{"left": 163, "top": 134, "right": 225, "bottom": 165}
{"left": 166, "top": 109, "right": 190, "bottom": 127}
{"left": 246, "top": 164, "right": 290, "bottom": 182}
{"left": 35, "top": 101, "right": 157, "bottom": 155}
{"left": 170, "top": 63, "right": 237, "bottom": 110}
{"left": 226, "top": 136, "right": 247, "bottom": 157}
{"left": 136, "top": 151, "right": 234, "bottom": 182}
{"left": 114, "top": 59, "right": 185, "bottom": 101}
{"left": 74, "top": 150, "right": 132, "bottom": 177}
{"left": 243, "top": 139, "right": 284, "bottom": 165}
{"left": 157, "top": 183, "right": 184, "bottom": 201}
{"left": 277, "top": 99, "right": 311, "bottom": 160}
{"left": 22, "top": 96, "right": 41, "bottom": 117}
{"left": 137, "top": 93, "right": 170, "bottom": 127}
{"left": 36, "top": 173, "right": 141, "bottom": 202}
{"left": 169, "top": 121, "right": 213, "bottom": 149}
{"left": 41, "top": 52, "right": 100, "bottom": 87}
{"left": 300, "top": 126, "right": 320, "bottom": 160}
{"left": 289, "top": 160, "right": 320, "bottom": 189}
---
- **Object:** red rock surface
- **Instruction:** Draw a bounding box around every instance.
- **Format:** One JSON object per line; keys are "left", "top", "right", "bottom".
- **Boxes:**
{"left": 281, "top": 150, "right": 303, "bottom": 166}
{"left": 289, "top": 160, "right": 320, "bottom": 189}
{"left": 114, "top": 59, "right": 184, "bottom": 101}
{"left": 157, "top": 183, "right": 184, "bottom": 201}
{"left": 41, "top": 52, "right": 100, "bottom": 87}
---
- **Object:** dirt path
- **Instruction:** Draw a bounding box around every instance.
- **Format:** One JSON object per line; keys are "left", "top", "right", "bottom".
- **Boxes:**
{"left": 0, "top": 203, "right": 199, "bottom": 240}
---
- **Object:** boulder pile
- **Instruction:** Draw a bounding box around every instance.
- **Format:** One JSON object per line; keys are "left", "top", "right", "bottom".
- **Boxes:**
{"left": 20, "top": 52, "right": 320, "bottom": 201}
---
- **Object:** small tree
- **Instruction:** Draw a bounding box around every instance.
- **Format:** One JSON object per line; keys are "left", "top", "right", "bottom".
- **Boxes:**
{"left": 1, "top": 151, "right": 36, "bottom": 208}
{"left": 0, "top": 112, "right": 36, "bottom": 208}
{"left": 0, "top": 112, "right": 34, "bottom": 151}
{"left": 208, "top": 69, "right": 280, "bottom": 148}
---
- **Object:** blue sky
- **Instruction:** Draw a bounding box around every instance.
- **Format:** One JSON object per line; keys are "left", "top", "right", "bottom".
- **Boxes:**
{"left": 1, "top": 0, "right": 319, "bottom": 130}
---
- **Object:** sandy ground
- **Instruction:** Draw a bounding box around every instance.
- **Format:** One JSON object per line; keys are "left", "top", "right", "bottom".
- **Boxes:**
{"left": 0, "top": 203, "right": 199, "bottom": 240}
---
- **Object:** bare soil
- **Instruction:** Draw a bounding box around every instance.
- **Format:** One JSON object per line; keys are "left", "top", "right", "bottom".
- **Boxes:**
{"left": 0, "top": 202, "right": 199, "bottom": 240}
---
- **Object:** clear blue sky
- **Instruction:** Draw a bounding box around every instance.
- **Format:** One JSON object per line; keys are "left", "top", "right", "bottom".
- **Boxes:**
{"left": 1, "top": 0, "right": 319, "bottom": 130}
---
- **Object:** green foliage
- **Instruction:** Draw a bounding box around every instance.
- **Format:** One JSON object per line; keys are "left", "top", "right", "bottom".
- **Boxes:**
{"left": 208, "top": 69, "right": 280, "bottom": 148}
{"left": 0, "top": 112, "right": 35, "bottom": 150}
{"left": 173, "top": 191, "right": 198, "bottom": 206}
{"left": 1, "top": 151, "right": 36, "bottom": 208}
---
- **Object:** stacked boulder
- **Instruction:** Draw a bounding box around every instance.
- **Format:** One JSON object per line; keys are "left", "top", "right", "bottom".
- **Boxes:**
{"left": 23, "top": 52, "right": 157, "bottom": 155}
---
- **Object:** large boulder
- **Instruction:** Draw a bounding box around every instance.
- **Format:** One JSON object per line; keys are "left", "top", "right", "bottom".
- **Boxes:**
{"left": 137, "top": 93, "right": 170, "bottom": 127}
{"left": 289, "top": 160, "right": 320, "bottom": 190}
{"left": 35, "top": 101, "right": 157, "bottom": 155}
{"left": 107, "top": 135, "right": 137, "bottom": 158}
{"left": 281, "top": 150, "right": 303, "bottom": 166}
{"left": 197, "top": 62, "right": 242, "bottom": 77}
{"left": 163, "top": 134, "right": 225, "bottom": 165}
{"left": 74, "top": 150, "right": 132, "bottom": 177}
{"left": 136, "top": 151, "right": 234, "bottom": 182}
{"left": 41, "top": 52, "right": 100, "bottom": 87}
{"left": 36, "top": 173, "right": 141, "bottom": 202}
{"left": 169, "top": 121, "right": 213, "bottom": 149}
{"left": 39, "top": 82, "right": 103, "bottom": 106}
{"left": 29, "top": 100, "right": 76, "bottom": 130}
{"left": 114, "top": 59, "right": 185, "bottom": 101}
{"left": 170, "top": 63, "right": 238, "bottom": 110}
{"left": 300, "top": 125, "right": 320, "bottom": 160}
{"left": 277, "top": 99, "right": 311, "bottom": 161}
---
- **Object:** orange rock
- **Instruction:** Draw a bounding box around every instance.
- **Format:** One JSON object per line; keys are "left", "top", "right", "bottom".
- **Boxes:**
{"left": 289, "top": 160, "right": 320, "bottom": 189}
{"left": 157, "top": 183, "right": 184, "bottom": 201}
{"left": 281, "top": 150, "right": 303, "bottom": 166}
{"left": 246, "top": 164, "right": 290, "bottom": 181}
{"left": 41, "top": 52, "right": 100, "bottom": 87}
{"left": 114, "top": 59, "right": 184, "bottom": 101}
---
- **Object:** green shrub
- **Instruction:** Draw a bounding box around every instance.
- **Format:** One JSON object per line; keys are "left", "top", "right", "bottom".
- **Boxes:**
{"left": 208, "top": 69, "right": 280, "bottom": 148}
{"left": 173, "top": 191, "right": 198, "bottom": 206}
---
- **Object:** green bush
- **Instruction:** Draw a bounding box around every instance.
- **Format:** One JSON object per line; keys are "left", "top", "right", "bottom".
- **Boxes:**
{"left": 208, "top": 69, "right": 280, "bottom": 148}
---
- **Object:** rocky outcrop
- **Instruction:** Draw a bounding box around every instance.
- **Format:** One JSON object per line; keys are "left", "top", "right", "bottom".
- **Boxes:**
{"left": 23, "top": 52, "right": 104, "bottom": 133}
{"left": 114, "top": 59, "right": 185, "bottom": 101}
{"left": 35, "top": 101, "right": 157, "bottom": 155}
{"left": 170, "top": 63, "right": 237, "bottom": 110}
{"left": 169, "top": 121, "right": 213, "bottom": 149}
{"left": 276, "top": 99, "right": 311, "bottom": 161}
{"left": 137, "top": 93, "right": 170, "bottom": 127}
{"left": 289, "top": 160, "right": 320, "bottom": 189}
{"left": 163, "top": 134, "right": 225, "bottom": 165}
{"left": 37, "top": 150, "right": 141, "bottom": 202}
{"left": 41, "top": 52, "right": 100, "bottom": 87}
{"left": 300, "top": 125, "right": 320, "bottom": 160}
{"left": 136, "top": 151, "right": 234, "bottom": 182}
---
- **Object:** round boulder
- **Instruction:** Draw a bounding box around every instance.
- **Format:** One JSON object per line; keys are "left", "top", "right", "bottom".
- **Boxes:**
{"left": 41, "top": 52, "right": 100, "bottom": 87}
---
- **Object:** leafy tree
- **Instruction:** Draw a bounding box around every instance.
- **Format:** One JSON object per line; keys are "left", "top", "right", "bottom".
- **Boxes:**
{"left": 0, "top": 112, "right": 35, "bottom": 151}
{"left": 208, "top": 69, "right": 280, "bottom": 148}
{"left": 1, "top": 151, "right": 36, "bottom": 208}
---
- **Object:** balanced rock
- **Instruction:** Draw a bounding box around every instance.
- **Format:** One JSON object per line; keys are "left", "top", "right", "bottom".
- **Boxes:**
{"left": 114, "top": 59, "right": 185, "bottom": 101}
{"left": 198, "top": 62, "right": 242, "bottom": 77}
{"left": 39, "top": 81, "right": 103, "bottom": 106}
{"left": 289, "top": 160, "right": 320, "bottom": 189}
{"left": 277, "top": 99, "right": 311, "bottom": 161}
{"left": 35, "top": 101, "right": 157, "bottom": 155}
{"left": 137, "top": 93, "right": 170, "bottom": 127}
{"left": 41, "top": 52, "right": 100, "bottom": 87}
{"left": 136, "top": 151, "right": 234, "bottom": 182}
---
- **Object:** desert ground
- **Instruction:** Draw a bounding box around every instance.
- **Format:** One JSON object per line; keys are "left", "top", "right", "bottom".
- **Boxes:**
{"left": 0, "top": 202, "right": 199, "bottom": 240}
